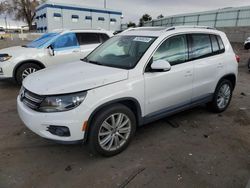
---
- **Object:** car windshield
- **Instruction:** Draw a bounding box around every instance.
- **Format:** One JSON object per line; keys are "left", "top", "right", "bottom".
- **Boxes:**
{"left": 24, "top": 32, "right": 59, "bottom": 48}
{"left": 84, "top": 35, "right": 156, "bottom": 69}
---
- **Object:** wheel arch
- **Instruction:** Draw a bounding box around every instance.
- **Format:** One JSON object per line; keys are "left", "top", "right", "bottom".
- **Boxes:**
{"left": 13, "top": 60, "right": 46, "bottom": 79}
{"left": 84, "top": 97, "right": 143, "bottom": 143}
{"left": 217, "top": 73, "right": 236, "bottom": 90}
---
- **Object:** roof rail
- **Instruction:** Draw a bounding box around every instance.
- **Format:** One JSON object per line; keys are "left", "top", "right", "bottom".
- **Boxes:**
{"left": 166, "top": 25, "right": 216, "bottom": 31}
{"left": 123, "top": 26, "right": 166, "bottom": 32}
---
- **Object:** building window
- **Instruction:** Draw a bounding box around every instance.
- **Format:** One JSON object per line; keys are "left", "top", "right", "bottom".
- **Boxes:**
{"left": 110, "top": 18, "right": 117, "bottom": 22}
{"left": 72, "top": 15, "right": 79, "bottom": 22}
{"left": 54, "top": 13, "right": 62, "bottom": 17}
{"left": 85, "top": 16, "right": 92, "bottom": 20}
{"left": 98, "top": 17, "right": 105, "bottom": 21}
{"left": 54, "top": 13, "right": 62, "bottom": 21}
{"left": 36, "top": 16, "right": 40, "bottom": 20}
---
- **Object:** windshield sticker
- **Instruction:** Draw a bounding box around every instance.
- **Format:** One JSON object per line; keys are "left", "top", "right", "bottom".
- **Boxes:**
{"left": 133, "top": 37, "right": 152, "bottom": 43}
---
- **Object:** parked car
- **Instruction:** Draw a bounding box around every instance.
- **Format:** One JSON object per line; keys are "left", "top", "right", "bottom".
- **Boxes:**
{"left": 18, "top": 26, "right": 238, "bottom": 156}
{"left": 244, "top": 37, "right": 250, "bottom": 50}
{"left": 0, "top": 27, "right": 5, "bottom": 39}
{"left": 0, "top": 29, "right": 113, "bottom": 84}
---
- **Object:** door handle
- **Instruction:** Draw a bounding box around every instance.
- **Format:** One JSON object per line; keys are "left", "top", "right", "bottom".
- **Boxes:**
{"left": 184, "top": 71, "right": 193, "bottom": 77}
{"left": 217, "top": 63, "right": 223, "bottom": 68}
{"left": 73, "top": 50, "right": 80, "bottom": 53}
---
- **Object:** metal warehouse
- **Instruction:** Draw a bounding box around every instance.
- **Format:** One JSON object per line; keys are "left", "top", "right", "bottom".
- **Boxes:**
{"left": 143, "top": 6, "right": 250, "bottom": 42}
{"left": 35, "top": 2, "right": 123, "bottom": 33}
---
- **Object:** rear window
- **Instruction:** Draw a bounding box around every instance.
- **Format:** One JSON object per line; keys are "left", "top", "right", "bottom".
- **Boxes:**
{"left": 189, "top": 34, "right": 212, "bottom": 60}
{"left": 210, "top": 35, "right": 220, "bottom": 53}
{"left": 217, "top": 36, "right": 225, "bottom": 51}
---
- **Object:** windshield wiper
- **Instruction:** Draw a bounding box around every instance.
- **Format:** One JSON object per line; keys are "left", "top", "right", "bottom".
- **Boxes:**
{"left": 88, "top": 60, "right": 103, "bottom": 66}
{"left": 21, "top": 45, "right": 27, "bottom": 47}
{"left": 82, "top": 58, "right": 103, "bottom": 66}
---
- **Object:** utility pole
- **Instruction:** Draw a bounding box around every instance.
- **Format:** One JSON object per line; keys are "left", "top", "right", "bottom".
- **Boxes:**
{"left": 104, "top": 0, "right": 106, "bottom": 9}
{"left": 4, "top": 16, "right": 7, "bottom": 30}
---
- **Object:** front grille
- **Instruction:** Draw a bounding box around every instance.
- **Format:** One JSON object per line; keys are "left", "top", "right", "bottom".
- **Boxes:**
{"left": 21, "top": 89, "right": 44, "bottom": 110}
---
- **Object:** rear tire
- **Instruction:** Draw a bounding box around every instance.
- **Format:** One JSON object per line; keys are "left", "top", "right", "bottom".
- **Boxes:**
{"left": 16, "top": 63, "right": 42, "bottom": 85}
{"left": 87, "top": 104, "right": 136, "bottom": 157}
{"left": 207, "top": 79, "right": 233, "bottom": 113}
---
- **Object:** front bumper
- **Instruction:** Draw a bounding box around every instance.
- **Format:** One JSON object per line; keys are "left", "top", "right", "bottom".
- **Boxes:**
{"left": 17, "top": 96, "right": 89, "bottom": 142}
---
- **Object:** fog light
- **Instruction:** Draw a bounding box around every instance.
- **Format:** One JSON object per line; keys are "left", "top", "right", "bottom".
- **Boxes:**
{"left": 47, "top": 126, "right": 71, "bottom": 137}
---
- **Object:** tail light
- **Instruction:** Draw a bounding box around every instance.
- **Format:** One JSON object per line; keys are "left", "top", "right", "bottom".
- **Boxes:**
{"left": 235, "top": 55, "right": 240, "bottom": 63}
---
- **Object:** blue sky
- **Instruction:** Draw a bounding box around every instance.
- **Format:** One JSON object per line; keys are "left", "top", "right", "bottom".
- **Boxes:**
{"left": 1, "top": 0, "right": 250, "bottom": 27}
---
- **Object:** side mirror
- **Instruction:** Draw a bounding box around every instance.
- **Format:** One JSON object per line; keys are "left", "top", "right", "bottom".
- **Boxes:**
{"left": 151, "top": 59, "right": 171, "bottom": 72}
{"left": 48, "top": 45, "right": 55, "bottom": 56}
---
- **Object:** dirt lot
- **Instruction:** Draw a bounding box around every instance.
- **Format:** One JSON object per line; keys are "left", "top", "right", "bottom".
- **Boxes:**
{"left": 0, "top": 39, "right": 249, "bottom": 188}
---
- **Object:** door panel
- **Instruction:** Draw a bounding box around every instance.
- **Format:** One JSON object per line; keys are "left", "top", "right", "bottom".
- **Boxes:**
{"left": 191, "top": 34, "right": 226, "bottom": 100}
{"left": 52, "top": 46, "right": 81, "bottom": 64}
{"left": 144, "top": 34, "right": 193, "bottom": 116}
{"left": 192, "top": 56, "right": 219, "bottom": 100}
{"left": 144, "top": 62, "right": 193, "bottom": 115}
{"left": 46, "top": 33, "right": 81, "bottom": 65}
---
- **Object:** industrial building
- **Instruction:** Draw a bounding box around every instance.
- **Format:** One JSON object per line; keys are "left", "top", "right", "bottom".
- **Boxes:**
{"left": 35, "top": 2, "right": 123, "bottom": 33}
{"left": 143, "top": 6, "right": 250, "bottom": 42}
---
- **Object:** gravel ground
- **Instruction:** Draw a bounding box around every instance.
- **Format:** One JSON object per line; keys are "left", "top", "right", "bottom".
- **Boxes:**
{"left": 0, "top": 39, "right": 249, "bottom": 188}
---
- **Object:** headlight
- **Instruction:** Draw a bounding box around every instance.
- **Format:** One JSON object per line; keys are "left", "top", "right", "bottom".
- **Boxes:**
{"left": 38, "top": 91, "right": 87, "bottom": 112}
{"left": 0, "top": 54, "right": 12, "bottom": 62}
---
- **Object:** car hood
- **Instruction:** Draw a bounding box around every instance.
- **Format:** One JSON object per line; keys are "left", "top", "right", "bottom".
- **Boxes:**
{"left": 0, "top": 46, "right": 40, "bottom": 57}
{"left": 23, "top": 61, "right": 129, "bottom": 95}
{"left": 0, "top": 46, "right": 30, "bottom": 56}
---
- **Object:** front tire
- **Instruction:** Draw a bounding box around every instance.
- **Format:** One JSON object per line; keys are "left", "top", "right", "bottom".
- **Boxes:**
{"left": 16, "top": 63, "right": 41, "bottom": 85}
{"left": 207, "top": 79, "right": 233, "bottom": 113}
{"left": 87, "top": 104, "right": 136, "bottom": 157}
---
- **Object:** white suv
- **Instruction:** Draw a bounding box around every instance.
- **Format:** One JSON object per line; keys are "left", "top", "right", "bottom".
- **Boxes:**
{"left": 0, "top": 29, "right": 113, "bottom": 84}
{"left": 17, "top": 26, "right": 238, "bottom": 156}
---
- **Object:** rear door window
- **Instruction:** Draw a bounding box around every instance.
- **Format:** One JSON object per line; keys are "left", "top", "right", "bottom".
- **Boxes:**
{"left": 76, "top": 33, "right": 100, "bottom": 45}
{"left": 189, "top": 34, "right": 212, "bottom": 60}
{"left": 99, "top": 34, "right": 110, "bottom": 43}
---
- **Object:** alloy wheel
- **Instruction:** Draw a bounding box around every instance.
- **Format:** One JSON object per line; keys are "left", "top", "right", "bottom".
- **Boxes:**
{"left": 22, "top": 68, "right": 37, "bottom": 79}
{"left": 216, "top": 83, "right": 231, "bottom": 109}
{"left": 98, "top": 113, "right": 131, "bottom": 152}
